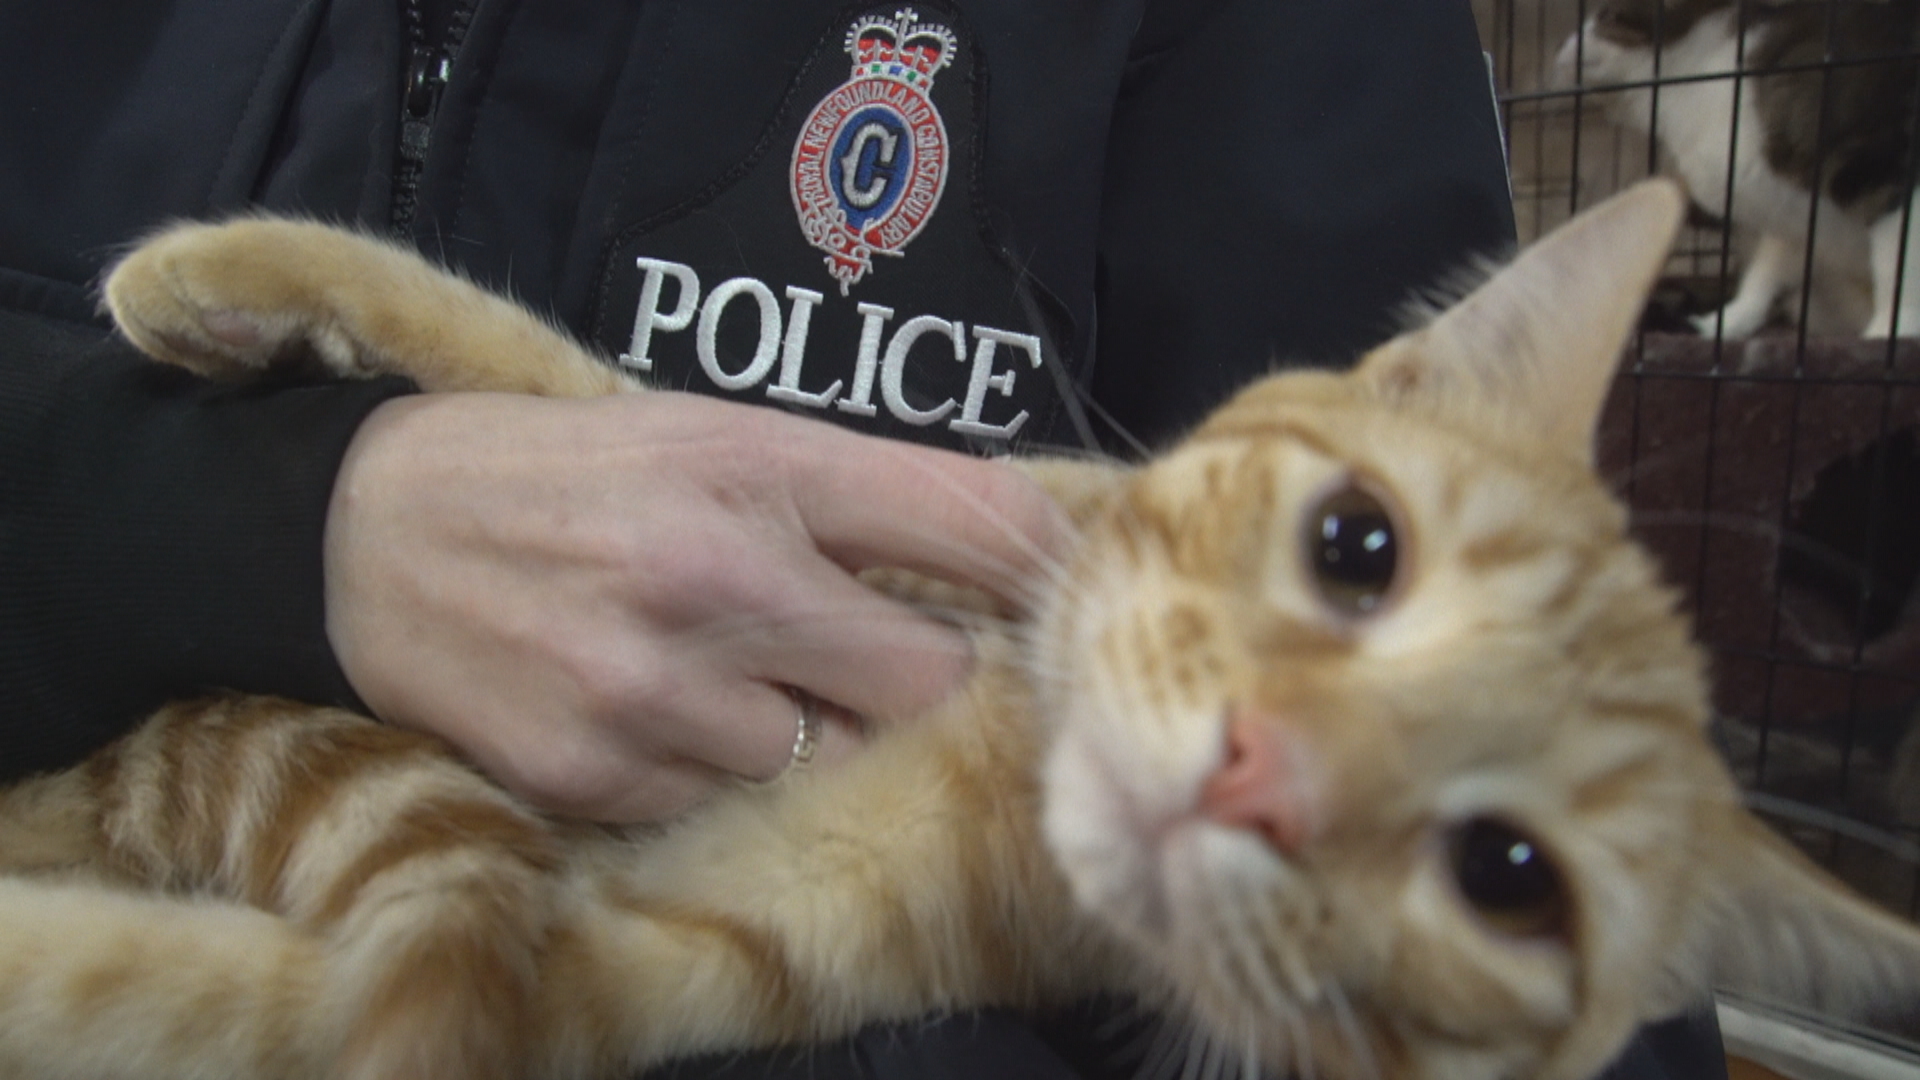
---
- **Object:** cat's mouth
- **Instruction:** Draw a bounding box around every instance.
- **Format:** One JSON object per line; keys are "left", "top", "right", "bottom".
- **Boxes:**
{"left": 1044, "top": 718, "right": 1299, "bottom": 948}
{"left": 1046, "top": 720, "right": 1341, "bottom": 1045}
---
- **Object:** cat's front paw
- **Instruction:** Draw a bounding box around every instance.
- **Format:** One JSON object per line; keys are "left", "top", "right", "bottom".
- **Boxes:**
{"left": 103, "top": 219, "right": 373, "bottom": 381}
{"left": 1690, "top": 304, "right": 1765, "bottom": 339}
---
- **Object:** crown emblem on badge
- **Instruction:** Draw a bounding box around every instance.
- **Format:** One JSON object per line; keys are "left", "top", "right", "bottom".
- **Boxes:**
{"left": 790, "top": 7, "right": 958, "bottom": 294}
{"left": 845, "top": 10, "right": 956, "bottom": 89}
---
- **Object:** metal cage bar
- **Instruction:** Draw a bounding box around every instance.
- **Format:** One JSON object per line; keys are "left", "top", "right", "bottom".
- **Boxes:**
{"left": 1474, "top": 0, "right": 1920, "bottom": 966}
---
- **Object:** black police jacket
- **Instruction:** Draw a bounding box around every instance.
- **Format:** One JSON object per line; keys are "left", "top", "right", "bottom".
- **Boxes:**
{"left": 0, "top": 0, "right": 1517, "bottom": 775}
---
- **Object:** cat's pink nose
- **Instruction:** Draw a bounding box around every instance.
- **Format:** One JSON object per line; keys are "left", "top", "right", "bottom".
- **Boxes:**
{"left": 1197, "top": 708, "right": 1320, "bottom": 855}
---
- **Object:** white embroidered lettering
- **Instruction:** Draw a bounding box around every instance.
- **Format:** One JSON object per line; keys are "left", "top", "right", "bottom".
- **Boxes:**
{"left": 620, "top": 257, "right": 700, "bottom": 371}
{"left": 950, "top": 325, "right": 1044, "bottom": 439}
{"left": 765, "top": 286, "right": 842, "bottom": 409}
{"left": 880, "top": 315, "right": 962, "bottom": 427}
{"left": 622, "top": 255, "right": 1043, "bottom": 442}
{"left": 696, "top": 277, "right": 781, "bottom": 391}
{"left": 836, "top": 301, "right": 894, "bottom": 417}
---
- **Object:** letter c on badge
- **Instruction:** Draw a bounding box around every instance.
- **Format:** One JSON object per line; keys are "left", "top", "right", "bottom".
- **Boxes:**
{"left": 839, "top": 121, "right": 900, "bottom": 211}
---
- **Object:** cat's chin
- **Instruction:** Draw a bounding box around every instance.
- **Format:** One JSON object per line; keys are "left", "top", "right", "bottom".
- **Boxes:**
{"left": 1042, "top": 721, "right": 1335, "bottom": 1075}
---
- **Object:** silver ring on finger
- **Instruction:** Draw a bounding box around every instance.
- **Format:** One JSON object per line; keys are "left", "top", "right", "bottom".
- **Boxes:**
{"left": 759, "top": 688, "right": 820, "bottom": 784}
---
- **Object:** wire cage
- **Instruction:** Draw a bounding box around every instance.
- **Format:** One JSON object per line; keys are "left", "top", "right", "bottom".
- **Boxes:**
{"left": 1475, "top": 0, "right": 1920, "bottom": 1054}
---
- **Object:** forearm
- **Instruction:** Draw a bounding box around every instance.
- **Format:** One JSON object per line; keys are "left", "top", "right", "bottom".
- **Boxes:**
{"left": 0, "top": 308, "right": 412, "bottom": 780}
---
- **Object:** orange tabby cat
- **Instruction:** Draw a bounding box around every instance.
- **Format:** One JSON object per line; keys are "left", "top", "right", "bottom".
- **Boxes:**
{"left": 0, "top": 180, "right": 1911, "bottom": 1080}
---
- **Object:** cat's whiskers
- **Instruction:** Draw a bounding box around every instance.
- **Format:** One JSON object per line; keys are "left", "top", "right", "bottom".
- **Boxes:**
{"left": 1205, "top": 1024, "right": 1244, "bottom": 1080}
{"left": 1174, "top": 852, "right": 1332, "bottom": 1080}
{"left": 1239, "top": 1026, "right": 1263, "bottom": 1080}
{"left": 1245, "top": 873, "right": 1327, "bottom": 1009}
{"left": 1327, "top": 983, "right": 1382, "bottom": 1080}
{"left": 1184, "top": 1013, "right": 1263, "bottom": 1080}
{"left": 1056, "top": 378, "right": 1156, "bottom": 464}
{"left": 1623, "top": 506, "right": 1901, "bottom": 656}
{"left": 863, "top": 441, "right": 1095, "bottom": 588}
{"left": 662, "top": 602, "right": 1016, "bottom": 658}
{"left": 1178, "top": 1028, "right": 1210, "bottom": 1080}
{"left": 1605, "top": 470, "right": 1888, "bottom": 594}
{"left": 1205, "top": 957, "right": 1282, "bottom": 1076}
{"left": 904, "top": 603, "right": 1026, "bottom": 638}
{"left": 1009, "top": 650, "right": 1081, "bottom": 698}
{"left": 1137, "top": 1018, "right": 1198, "bottom": 1080}
{"left": 1630, "top": 746, "right": 1920, "bottom": 870}
{"left": 1625, "top": 508, "right": 1794, "bottom": 546}
{"left": 1739, "top": 791, "right": 1920, "bottom": 866}
{"left": 772, "top": 496, "right": 1089, "bottom": 620}
{"left": 1174, "top": 1006, "right": 1258, "bottom": 1080}
{"left": 1601, "top": 436, "right": 1722, "bottom": 497}
{"left": 1285, "top": 1002, "right": 1319, "bottom": 1080}
{"left": 1090, "top": 995, "right": 1155, "bottom": 1044}
{"left": 1208, "top": 870, "right": 1301, "bottom": 1019}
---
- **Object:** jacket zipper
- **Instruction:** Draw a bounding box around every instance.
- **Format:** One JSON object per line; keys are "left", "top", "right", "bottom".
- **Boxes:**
{"left": 390, "top": 0, "right": 476, "bottom": 232}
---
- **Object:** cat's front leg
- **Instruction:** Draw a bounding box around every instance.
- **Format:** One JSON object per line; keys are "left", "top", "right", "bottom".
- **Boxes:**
{"left": 0, "top": 696, "right": 569, "bottom": 1080}
{"left": 534, "top": 673, "right": 1122, "bottom": 1074}
{"left": 1865, "top": 195, "right": 1920, "bottom": 338}
{"left": 1692, "top": 231, "right": 1799, "bottom": 338}
{"left": 104, "top": 219, "right": 637, "bottom": 397}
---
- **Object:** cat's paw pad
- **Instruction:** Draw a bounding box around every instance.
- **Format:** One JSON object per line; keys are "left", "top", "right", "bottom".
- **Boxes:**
{"left": 104, "top": 220, "right": 361, "bottom": 380}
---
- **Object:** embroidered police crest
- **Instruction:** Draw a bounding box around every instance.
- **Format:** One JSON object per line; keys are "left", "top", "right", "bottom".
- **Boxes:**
{"left": 790, "top": 8, "right": 955, "bottom": 295}
{"left": 592, "top": 1, "right": 1078, "bottom": 452}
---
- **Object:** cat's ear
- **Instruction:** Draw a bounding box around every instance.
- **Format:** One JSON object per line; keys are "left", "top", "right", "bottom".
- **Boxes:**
{"left": 1646, "top": 806, "right": 1920, "bottom": 1023}
{"left": 1356, "top": 179, "right": 1686, "bottom": 462}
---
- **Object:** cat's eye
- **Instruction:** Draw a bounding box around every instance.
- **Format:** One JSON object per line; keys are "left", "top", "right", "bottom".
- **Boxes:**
{"left": 1448, "top": 818, "right": 1568, "bottom": 939}
{"left": 1304, "top": 485, "right": 1398, "bottom": 616}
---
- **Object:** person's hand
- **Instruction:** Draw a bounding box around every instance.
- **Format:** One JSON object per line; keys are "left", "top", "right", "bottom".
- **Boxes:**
{"left": 322, "top": 390, "right": 1068, "bottom": 822}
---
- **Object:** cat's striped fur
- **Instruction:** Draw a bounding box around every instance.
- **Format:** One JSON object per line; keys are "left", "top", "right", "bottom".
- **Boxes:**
{"left": 0, "top": 181, "right": 1913, "bottom": 1080}
{"left": 0, "top": 657, "right": 1106, "bottom": 1080}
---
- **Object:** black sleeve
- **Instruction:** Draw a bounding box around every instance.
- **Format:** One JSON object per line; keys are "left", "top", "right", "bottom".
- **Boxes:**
{"left": 0, "top": 0, "right": 415, "bottom": 777}
{"left": 1598, "top": 1010, "right": 1730, "bottom": 1080}
{"left": 641, "top": 1009, "right": 1093, "bottom": 1080}
{"left": 636, "top": 1002, "right": 1729, "bottom": 1080}
{"left": 0, "top": 306, "right": 412, "bottom": 781}
{"left": 1090, "top": 0, "right": 1517, "bottom": 450}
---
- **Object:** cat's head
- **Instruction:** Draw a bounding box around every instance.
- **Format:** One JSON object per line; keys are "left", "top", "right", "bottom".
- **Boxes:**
{"left": 1035, "top": 181, "right": 1920, "bottom": 1080}
{"left": 1556, "top": 0, "right": 1731, "bottom": 89}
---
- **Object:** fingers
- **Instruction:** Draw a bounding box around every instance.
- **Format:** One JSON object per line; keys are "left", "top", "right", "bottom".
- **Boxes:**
{"left": 724, "top": 548, "right": 976, "bottom": 724}
{"left": 325, "top": 391, "right": 1064, "bottom": 826}
{"left": 654, "top": 676, "right": 827, "bottom": 783}
{"left": 602, "top": 687, "right": 864, "bottom": 821}
{"left": 786, "top": 427, "right": 1074, "bottom": 609}
{"left": 594, "top": 760, "right": 726, "bottom": 823}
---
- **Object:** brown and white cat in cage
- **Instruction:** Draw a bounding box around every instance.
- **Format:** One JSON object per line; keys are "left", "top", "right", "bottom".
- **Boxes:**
{"left": 1560, "top": 0, "right": 1920, "bottom": 338}
{"left": 0, "top": 181, "right": 1915, "bottom": 1080}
